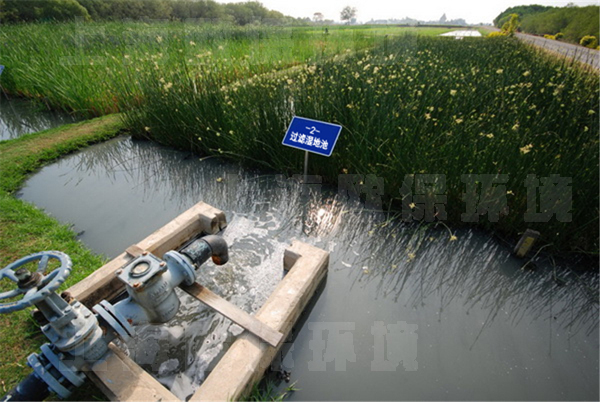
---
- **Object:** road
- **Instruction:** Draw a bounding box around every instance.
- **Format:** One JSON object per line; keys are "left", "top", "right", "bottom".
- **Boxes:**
{"left": 516, "top": 32, "right": 599, "bottom": 69}
{"left": 482, "top": 27, "right": 599, "bottom": 70}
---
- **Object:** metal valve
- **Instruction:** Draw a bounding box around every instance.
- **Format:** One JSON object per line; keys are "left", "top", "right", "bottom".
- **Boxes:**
{"left": 0, "top": 251, "right": 110, "bottom": 399}
{"left": 1, "top": 235, "right": 229, "bottom": 401}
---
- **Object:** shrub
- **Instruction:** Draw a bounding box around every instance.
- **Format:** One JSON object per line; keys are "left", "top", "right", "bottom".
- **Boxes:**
{"left": 501, "top": 13, "right": 520, "bottom": 36}
{"left": 488, "top": 31, "right": 506, "bottom": 38}
{"left": 580, "top": 35, "right": 598, "bottom": 48}
{"left": 544, "top": 34, "right": 556, "bottom": 40}
{"left": 554, "top": 32, "right": 564, "bottom": 39}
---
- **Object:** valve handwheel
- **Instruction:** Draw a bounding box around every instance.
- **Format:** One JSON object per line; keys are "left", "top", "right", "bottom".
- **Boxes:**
{"left": 0, "top": 251, "right": 72, "bottom": 314}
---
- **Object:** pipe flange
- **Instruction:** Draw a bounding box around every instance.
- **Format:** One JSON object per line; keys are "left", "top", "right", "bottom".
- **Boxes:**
{"left": 27, "top": 352, "right": 72, "bottom": 399}
{"left": 93, "top": 300, "right": 135, "bottom": 343}
{"left": 40, "top": 343, "right": 85, "bottom": 388}
{"left": 163, "top": 251, "right": 196, "bottom": 286}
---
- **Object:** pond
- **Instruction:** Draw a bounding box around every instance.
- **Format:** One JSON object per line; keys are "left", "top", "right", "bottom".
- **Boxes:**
{"left": 15, "top": 133, "right": 599, "bottom": 401}
{"left": 0, "top": 94, "right": 80, "bottom": 141}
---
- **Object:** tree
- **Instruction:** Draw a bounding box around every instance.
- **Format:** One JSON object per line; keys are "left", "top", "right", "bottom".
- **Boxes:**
{"left": 340, "top": 6, "right": 356, "bottom": 24}
{"left": 313, "top": 12, "right": 323, "bottom": 23}
{"left": 439, "top": 13, "right": 447, "bottom": 23}
{"left": 2, "top": 0, "right": 90, "bottom": 22}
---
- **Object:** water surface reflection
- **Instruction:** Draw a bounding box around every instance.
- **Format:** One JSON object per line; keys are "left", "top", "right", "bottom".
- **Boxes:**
{"left": 0, "top": 95, "right": 79, "bottom": 140}
{"left": 17, "top": 137, "right": 599, "bottom": 401}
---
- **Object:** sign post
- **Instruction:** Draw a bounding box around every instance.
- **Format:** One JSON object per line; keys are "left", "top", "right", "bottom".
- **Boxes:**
{"left": 282, "top": 116, "right": 342, "bottom": 182}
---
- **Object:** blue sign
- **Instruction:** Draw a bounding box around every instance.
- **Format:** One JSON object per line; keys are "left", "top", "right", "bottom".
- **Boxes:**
{"left": 0, "top": 65, "right": 4, "bottom": 76}
{"left": 282, "top": 116, "right": 341, "bottom": 157}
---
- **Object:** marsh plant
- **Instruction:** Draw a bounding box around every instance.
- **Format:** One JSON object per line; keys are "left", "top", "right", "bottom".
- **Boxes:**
{"left": 1, "top": 22, "right": 598, "bottom": 253}
{"left": 125, "top": 36, "right": 599, "bottom": 253}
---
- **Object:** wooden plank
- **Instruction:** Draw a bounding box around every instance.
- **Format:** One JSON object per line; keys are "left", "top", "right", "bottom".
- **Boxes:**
{"left": 190, "top": 241, "right": 329, "bottom": 402}
{"left": 87, "top": 343, "right": 179, "bottom": 402}
{"left": 66, "top": 201, "right": 227, "bottom": 307}
{"left": 180, "top": 283, "right": 284, "bottom": 348}
{"left": 125, "top": 244, "right": 145, "bottom": 258}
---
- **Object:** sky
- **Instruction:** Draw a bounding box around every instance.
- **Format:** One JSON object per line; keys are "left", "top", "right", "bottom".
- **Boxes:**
{"left": 216, "top": 0, "right": 599, "bottom": 24}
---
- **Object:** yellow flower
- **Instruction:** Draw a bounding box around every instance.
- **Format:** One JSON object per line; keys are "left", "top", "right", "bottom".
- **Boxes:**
{"left": 144, "top": 126, "right": 151, "bottom": 132}
{"left": 190, "top": 41, "right": 196, "bottom": 46}
{"left": 512, "top": 123, "right": 519, "bottom": 131}
{"left": 520, "top": 144, "right": 533, "bottom": 154}
{"left": 216, "top": 177, "right": 223, "bottom": 183}
{"left": 163, "top": 82, "right": 173, "bottom": 91}
{"left": 156, "top": 35, "right": 163, "bottom": 43}
{"left": 496, "top": 69, "right": 504, "bottom": 74}
{"left": 449, "top": 235, "right": 458, "bottom": 241}
{"left": 455, "top": 118, "right": 463, "bottom": 124}
{"left": 523, "top": 70, "right": 530, "bottom": 77}
{"left": 506, "top": 190, "right": 514, "bottom": 195}
{"left": 407, "top": 253, "right": 416, "bottom": 261}
{"left": 450, "top": 89, "right": 457, "bottom": 96}
{"left": 409, "top": 202, "right": 416, "bottom": 209}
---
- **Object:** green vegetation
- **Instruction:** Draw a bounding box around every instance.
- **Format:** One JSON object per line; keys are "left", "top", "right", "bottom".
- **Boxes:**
{"left": 494, "top": 4, "right": 600, "bottom": 45}
{"left": 0, "top": 115, "right": 124, "bottom": 398}
{"left": 489, "top": 13, "right": 520, "bottom": 38}
{"left": 580, "top": 35, "right": 598, "bottom": 49}
{"left": 0, "top": 0, "right": 304, "bottom": 24}
{"left": 245, "top": 379, "right": 299, "bottom": 401}
{"left": 501, "top": 13, "right": 520, "bottom": 36}
{"left": 124, "top": 35, "right": 599, "bottom": 253}
{"left": 1, "top": 22, "right": 598, "bottom": 256}
{"left": 493, "top": 4, "right": 552, "bottom": 27}
{"left": 0, "top": 22, "right": 391, "bottom": 117}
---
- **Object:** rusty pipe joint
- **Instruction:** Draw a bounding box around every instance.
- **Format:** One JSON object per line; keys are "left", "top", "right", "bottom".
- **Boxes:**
{"left": 180, "top": 235, "right": 229, "bottom": 267}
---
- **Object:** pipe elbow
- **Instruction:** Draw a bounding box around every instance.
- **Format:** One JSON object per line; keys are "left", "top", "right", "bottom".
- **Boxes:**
{"left": 202, "top": 235, "right": 229, "bottom": 265}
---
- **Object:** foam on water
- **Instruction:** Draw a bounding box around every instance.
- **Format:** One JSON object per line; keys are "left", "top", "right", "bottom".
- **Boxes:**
{"left": 122, "top": 211, "right": 292, "bottom": 399}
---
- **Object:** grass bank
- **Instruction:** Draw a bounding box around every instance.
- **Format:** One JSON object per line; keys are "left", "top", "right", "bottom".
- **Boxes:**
{"left": 0, "top": 114, "right": 124, "bottom": 398}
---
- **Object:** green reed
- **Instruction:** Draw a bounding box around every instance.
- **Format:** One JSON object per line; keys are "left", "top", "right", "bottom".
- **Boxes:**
{"left": 127, "top": 35, "right": 599, "bottom": 253}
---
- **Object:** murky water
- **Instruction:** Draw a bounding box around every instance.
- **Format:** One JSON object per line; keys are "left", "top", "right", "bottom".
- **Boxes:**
{"left": 16, "top": 135, "right": 599, "bottom": 401}
{"left": 0, "top": 95, "right": 79, "bottom": 141}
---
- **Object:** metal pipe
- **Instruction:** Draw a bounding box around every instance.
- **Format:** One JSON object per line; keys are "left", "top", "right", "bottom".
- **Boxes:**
{"left": 1, "top": 373, "right": 50, "bottom": 402}
{"left": 181, "top": 235, "right": 229, "bottom": 266}
{"left": 202, "top": 235, "right": 229, "bottom": 265}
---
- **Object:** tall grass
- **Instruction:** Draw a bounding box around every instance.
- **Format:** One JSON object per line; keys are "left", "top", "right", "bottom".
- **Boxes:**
{"left": 2, "top": 22, "right": 598, "bottom": 252}
{"left": 125, "top": 35, "right": 599, "bottom": 253}
{"left": 0, "top": 21, "right": 381, "bottom": 116}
